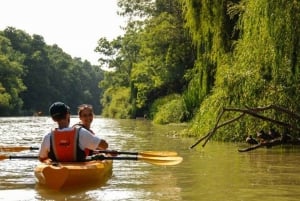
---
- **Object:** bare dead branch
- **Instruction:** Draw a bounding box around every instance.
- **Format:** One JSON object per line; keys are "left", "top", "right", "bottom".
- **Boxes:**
{"left": 245, "top": 105, "right": 300, "bottom": 120}
{"left": 190, "top": 112, "right": 245, "bottom": 149}
{"left": 238, "top": 138, "right": 300, "bottom": 152}
{"left": 238, "top": 143, "right": 264, "bottom": 152}
{"left": 223, "top": 107, "right": 300, "bottom": 131}
{"left": 202, "top": 112, "right": 245, "bottom": 147}
{"left": 190, "top": 105, "right": 300, "bottom": 151}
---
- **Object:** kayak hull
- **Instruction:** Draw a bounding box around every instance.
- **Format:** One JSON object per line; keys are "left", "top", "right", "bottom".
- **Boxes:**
{"left": 34, "top": 159, "right": 113, "bottom": 190}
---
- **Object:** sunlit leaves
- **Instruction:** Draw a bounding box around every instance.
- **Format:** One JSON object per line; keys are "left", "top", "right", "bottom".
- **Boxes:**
{"left": 185, "top": 0, "right": 300, "bottom": 139}
{"left": 101, "top": 86, "right": 132, "bottom": 118}
{"left": 99, "top": 0, "right": 194, "bottom": 119}
{"left": 0, "top": 27, "right": 104, "bottom": 115}
{"left": 0, "top": 35, "right": 26, "bottom": 114}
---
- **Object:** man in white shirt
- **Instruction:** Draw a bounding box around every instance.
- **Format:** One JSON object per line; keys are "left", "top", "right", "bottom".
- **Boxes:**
{"left": 38, "top": 101, "right": 108, "bottom": 162}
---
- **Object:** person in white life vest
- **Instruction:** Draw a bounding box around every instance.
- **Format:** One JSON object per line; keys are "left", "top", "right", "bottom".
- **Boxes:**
{"left": 38, "top": 102, "right": 108, "bottom": 162}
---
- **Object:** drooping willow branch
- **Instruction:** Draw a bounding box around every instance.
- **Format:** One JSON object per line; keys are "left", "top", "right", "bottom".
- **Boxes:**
{"left": 190, "top": 105, "right": 300, "bottom": 149}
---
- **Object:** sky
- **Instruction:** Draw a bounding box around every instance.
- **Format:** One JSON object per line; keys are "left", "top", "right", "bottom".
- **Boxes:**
{"left": 0, "top": 0, "right": 125, "bottom": 65}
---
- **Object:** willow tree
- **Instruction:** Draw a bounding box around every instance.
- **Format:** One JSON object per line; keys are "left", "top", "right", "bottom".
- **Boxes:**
{"left": 180, "top": 0, "right": 237, "bottom": 118}
{"left": 183, "top": 0, "right": 300, "bottom": 140}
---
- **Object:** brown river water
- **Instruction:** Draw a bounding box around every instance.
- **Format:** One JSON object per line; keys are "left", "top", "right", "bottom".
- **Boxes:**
{"left": 0, "top": 116, "right": 300, "bottom": 201}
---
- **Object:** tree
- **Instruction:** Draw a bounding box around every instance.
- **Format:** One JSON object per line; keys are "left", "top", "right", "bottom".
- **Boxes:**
{"left": 184, "top": 0, "right": 300, "bottom": 140}
{"left": 97, "top": 0, "right": 194, "bottom": 119}
{"left": 0, "top": 27, "right": 105, "bottom": 116}
{"left": 0, "top": 34, "right": 26, "bottom": 115}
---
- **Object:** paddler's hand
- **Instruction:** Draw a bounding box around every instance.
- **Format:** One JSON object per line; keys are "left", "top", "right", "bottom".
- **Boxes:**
{"left": 110, "top": 150, "right": 118, "bottom": 156}
{"left": 98, "top": 140, "right": 108, "bottom": 150}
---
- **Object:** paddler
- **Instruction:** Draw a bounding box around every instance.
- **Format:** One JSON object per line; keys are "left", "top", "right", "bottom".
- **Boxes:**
{"left": 38, "top": 102, "right": 109, "bottom": 162}
{"left": 73, "top": 104, "right": 96, "bottom": 156}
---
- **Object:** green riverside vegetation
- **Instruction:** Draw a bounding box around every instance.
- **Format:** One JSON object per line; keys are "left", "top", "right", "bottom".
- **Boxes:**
{"left": 0, "top": 0, "right": 299, "bottom": 141}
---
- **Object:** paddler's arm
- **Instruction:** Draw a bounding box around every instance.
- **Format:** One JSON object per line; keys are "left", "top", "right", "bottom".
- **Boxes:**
{"left": 79, "top": 128, "right": 109, "bottom": 151}
{"left": 38, "top": 134, "right": 51, "bottom": 162}
{"left": 97, "top": 139, "right": 108, "bottom": 150}
{"left": 38, "top": 156, "right": 49, "bottom": 162}
{"left": 95, "top": 139, "right": 119, "bottom": 156}
{"left": 38, "top": 148, "right": 50, "bottom": 162}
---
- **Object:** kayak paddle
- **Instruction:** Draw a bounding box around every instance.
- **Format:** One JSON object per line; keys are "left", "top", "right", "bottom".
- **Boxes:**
{"left": 0, "top": 146, "right": 178, "bottom": 157}
{"left": 0, "top": 154, "right": 183, "bottom": 166}
{"left": 94, "top": 150, "right": 178, "bottom": 157}
{"left": 0, "top": 146, "right": 39, "bottom": 152}
{"left": 0, "top": 155, "right": 39, "bottom": 160}
{"left": 89, "top": 155, "right": 183, "bottom": 166}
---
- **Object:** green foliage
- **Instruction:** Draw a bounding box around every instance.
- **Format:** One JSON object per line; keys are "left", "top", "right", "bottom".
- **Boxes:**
{"left": 2, "top": 0, "right": 298, "bottom": 145}
{"left": 180, "top": 0, "right": 236, "bottom": 121}
{"left": 0, "top": 83, "right": 10, "bottom": 107}
{"left": 0, "top": 35, "right": 26, "bottom": 115}
{"left": 101, "top": 87, "right": 132, "bottom": 118}
{"left": 130, "top": 10, "right": 194, "bottom": 109}
{"left": 0, "top": 27, "right": 104, "bottom": 115}
{"left": 224, "top": 0, "right": 300, "bottom": 111}
{"left": 185, "top": 0, "right": 300, "bottom": 140}
{"left": 117, "top": 0, "right": 155, "bottom": 18}
{"left": 150, "top": 94, "right": 188, "bottom": 124}
{"left": 98, "top": 0, "right": 194, "bottom": 118}
{"left": 182, "top": 61, "right": 211, "bottom": 119}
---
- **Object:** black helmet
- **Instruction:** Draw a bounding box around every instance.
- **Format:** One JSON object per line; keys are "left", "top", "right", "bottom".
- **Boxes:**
{"left": 49, "top": 102, "right": 70, "bottom": 118}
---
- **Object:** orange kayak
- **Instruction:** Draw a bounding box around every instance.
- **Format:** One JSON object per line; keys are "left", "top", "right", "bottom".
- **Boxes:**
{"left": 34, "top": 159, "right": 113, "bottom": 190}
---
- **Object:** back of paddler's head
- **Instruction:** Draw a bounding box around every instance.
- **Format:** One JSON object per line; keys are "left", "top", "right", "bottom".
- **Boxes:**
{"left": 49, "top": 101, "right": 70, "bottom": 121}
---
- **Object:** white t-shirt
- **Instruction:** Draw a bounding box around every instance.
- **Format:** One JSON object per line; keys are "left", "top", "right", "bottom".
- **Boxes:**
{"left": 39, "top": 127, "right": 102, "bottom": 159}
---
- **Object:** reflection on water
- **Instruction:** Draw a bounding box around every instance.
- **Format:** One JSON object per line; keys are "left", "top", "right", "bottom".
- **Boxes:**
{"left": 1, "top": 117, "right": 300, "bottom": 200}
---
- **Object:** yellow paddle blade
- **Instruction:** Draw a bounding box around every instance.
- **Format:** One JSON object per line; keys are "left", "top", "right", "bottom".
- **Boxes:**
{"left": 138, "top": 156, "right": 183, "bottom": 166}
{"left": 139, "top": 151, "right": 178, "bottom": 157}
{"left": 90, "top": 155, "right": 183, "bottom": 166}
{"left": 0, "top": 146, "right": 38, "bottom": 152}
{"left": 0, "top": 155, "right": 9, "bottom": 160}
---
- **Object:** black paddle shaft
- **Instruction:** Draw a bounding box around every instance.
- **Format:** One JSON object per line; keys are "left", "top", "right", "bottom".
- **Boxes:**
{"left": 9, "top": 155, "right": 38, "bottom": 159}
{"left": 7, "top": 155, "right": 139, "bottom": 161}
{"left": 88, "top": 155, "right": 138, "bottom": 161}
{"left": 94, "top": 150, "right": 138, "bottom": 155}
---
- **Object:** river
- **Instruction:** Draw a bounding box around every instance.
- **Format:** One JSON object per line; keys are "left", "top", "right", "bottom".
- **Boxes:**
{"left": 0, "top": 116, "right": 300, "bottom": 201}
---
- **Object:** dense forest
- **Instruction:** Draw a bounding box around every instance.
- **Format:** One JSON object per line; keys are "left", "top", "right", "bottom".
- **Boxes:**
{"left": 0, "top": 27, "right": 103, "bottom": 115}
{"left": 0, "top": 0, "right": 299, "bottom": 141}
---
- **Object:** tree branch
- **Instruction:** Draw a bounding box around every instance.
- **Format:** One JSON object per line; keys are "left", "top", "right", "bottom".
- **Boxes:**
{"left": 190, "top": 105, "right": 300, "bottom": 150}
